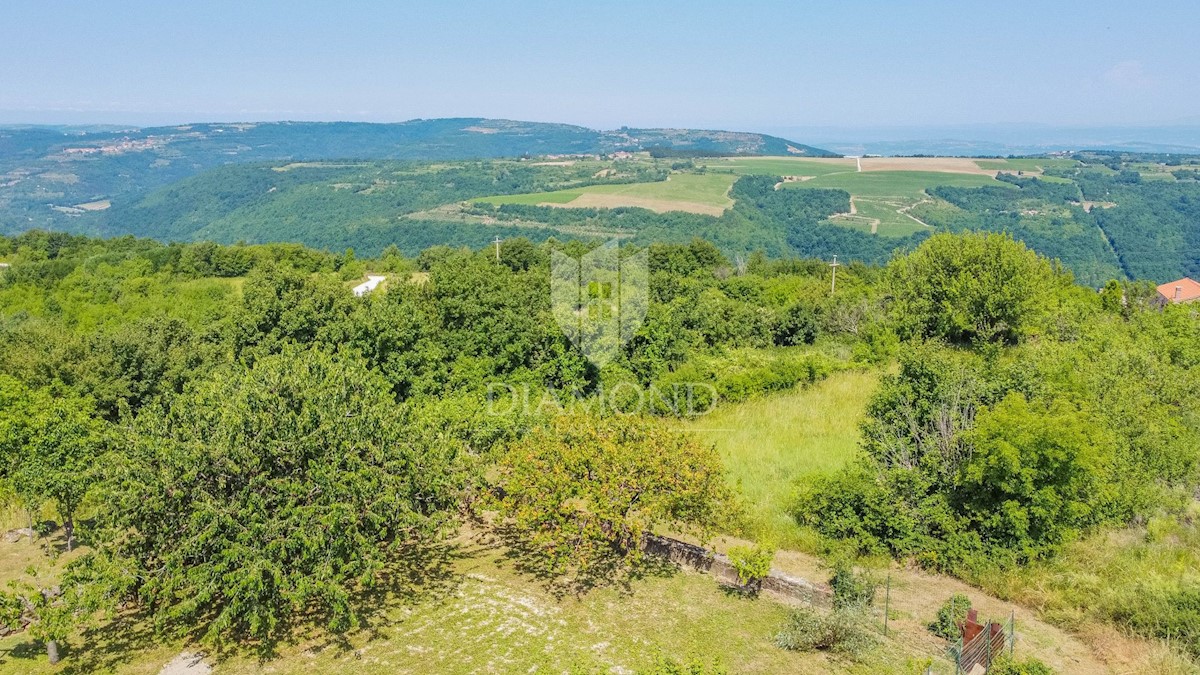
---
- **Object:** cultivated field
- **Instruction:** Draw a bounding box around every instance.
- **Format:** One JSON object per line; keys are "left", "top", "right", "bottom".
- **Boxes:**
{"left": 482, "top": 172, "right": 736, "bottom": 216}
{"left": 698, "top": 157, "right": 858, "bottom": 177}
{"left": 973, "top": 158, "right": 1081, "bottom": 174}
{"left": 783, "top": 170, "right": 1007, "bottom": 237}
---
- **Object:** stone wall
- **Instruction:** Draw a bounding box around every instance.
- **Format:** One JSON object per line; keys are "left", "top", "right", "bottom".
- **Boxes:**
{"left": 643, "top": 534, "right": 833, "bottom": 607}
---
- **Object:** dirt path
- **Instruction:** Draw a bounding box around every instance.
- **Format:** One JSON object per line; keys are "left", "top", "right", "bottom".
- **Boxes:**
{"left": 898, "top": 196, "right": 934, "bottom": 228}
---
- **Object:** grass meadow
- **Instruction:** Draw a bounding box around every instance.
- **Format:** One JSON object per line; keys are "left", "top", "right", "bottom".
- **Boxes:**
{"left": 697, "top": 157, "right": 858, "bottom": 177}
{"left": 831, "top": 198, "right": 931, "bottom": 237}
{"left": 482, "top": 172, "right": 736, "bottom": 215}
{"left": 973, "top": 158, "right": 1081, "bottom": 173}
{"left": 0, "top": 528, "right": 925, "bottom": 675}
{"left": 782, "top": 170, "right": 1005, "bottom": 200}
{"left": 685, "top": 370, "right": 878, "bottom": 548}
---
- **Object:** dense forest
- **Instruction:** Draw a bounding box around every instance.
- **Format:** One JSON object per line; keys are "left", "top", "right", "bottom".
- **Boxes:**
{"left": 0, "top": 230, "right": 1197, "bottom": 669}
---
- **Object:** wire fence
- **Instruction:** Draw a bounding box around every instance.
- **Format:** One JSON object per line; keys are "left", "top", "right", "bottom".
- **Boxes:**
{"left": 643, "top": 538, "right": 1023, "bottom": 674}
{"left": 949, "top": 612, "right": 1015, "bottom": 674}
{"left": 867, "top": 576, "right": 1018, "bottom": 675}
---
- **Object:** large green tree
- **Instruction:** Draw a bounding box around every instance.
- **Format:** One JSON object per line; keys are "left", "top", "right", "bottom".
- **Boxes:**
{"left": 0, "top": 377, "right": 107, "bottom": 549}
{"left": 87, "top": 348, "right": 464, "bottom": 644}
{"left": 888, "top": 232, "right": 1059, "bottom": 344}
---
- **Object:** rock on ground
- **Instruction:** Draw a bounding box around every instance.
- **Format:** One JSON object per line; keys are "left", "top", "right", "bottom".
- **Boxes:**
{"left": 157, "top": 651, "right": 211, "bottom": 675}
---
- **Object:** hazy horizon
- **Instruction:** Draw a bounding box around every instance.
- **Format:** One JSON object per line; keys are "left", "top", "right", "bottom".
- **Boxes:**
{"left": 4, "top": 1, "right": 1199, "bottom": 133}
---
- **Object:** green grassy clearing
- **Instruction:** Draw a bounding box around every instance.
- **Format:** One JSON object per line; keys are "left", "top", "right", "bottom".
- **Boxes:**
{"left": 685, "top": 370, "right": 878, "bottom": 547}
{"left": 781, "top": 171, "right": 1009, "bottom": 237}
{"left": 783, "top": 170, "right": 1007, "bottom": 200}
{"left": 1021, "top": 173, "right": 1075, "bottom": 184}
{"left": 974, "top": 158, "right": 1080, "bottom": 172}
{"left": 830, "top": 198, "right": 931, "bottom": 237}
{"left": 0, "top": 530, "right": 924, "bottom": 675}
{"left": 480, "top": 189, "right": 582, "bottom": 205}
{"left": 482, "top": 172, "right": 736, "bottom": 212}
{"left": 697, "top": 157, "right": 858, "bottom": 177}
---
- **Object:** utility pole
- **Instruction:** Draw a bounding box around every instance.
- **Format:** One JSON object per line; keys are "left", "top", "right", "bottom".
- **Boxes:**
{"left": 830, "top": 254, "right": 840, "bottom": 294}
{"left": 493, "top": 236, "right": 502, "bottom": 261}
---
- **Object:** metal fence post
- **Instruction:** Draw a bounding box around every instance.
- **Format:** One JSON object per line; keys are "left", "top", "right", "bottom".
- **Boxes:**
{"left": 1009, "top": 610, "right": 1015, "bottom": 658}
{"left": 884, "top": 574, "right": 891, "bottom": 636}
{"left": 986, "top": 622, "right": 993, "bottom": 671}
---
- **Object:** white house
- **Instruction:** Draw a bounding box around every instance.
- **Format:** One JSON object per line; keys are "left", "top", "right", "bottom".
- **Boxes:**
{"left": 352, "top": 275, "right": 386, "bottom": 297}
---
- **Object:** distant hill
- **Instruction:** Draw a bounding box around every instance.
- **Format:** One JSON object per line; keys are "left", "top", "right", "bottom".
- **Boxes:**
{"left": 0, "top": 118, "right": 834, "bottom": 234}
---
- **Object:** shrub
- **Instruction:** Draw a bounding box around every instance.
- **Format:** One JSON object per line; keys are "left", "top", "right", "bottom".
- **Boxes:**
{"left": 987, "top": 654, "right": 1055, "bottom": 675}
{"left": 930, "top": 593, "right": 971, "bottom": 640}
{"left": 638, "top": 653, "right": 728, "bottom": 674}
{"left": 491, "top": 413, "right": 732, "bottom": 582}
{"left": 830, "top": 559, "right": 876, "bottom": 609}
{"left": 773, "top": 302, "right": 820, "bottom": 346}
{"left": 728, "top": 544, "right": 774, "bottom": 588}
{"left": 774, "top": 607, "right": 877, "bottom": 658}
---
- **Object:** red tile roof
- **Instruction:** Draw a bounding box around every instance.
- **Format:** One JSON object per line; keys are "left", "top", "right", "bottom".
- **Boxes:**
{"left": 1157, "top": 277, "right": 1200, "bottom": 304}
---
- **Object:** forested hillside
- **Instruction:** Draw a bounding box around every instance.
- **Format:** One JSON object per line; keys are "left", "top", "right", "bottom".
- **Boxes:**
{"left": 0, "top": 119, "right": 832, "bottom": 233}
{"left": 45, "top": 152, "right": 1195, "bottom": 286}
{"left": 3, "top": 120, "right": 1199, "bottom": 285}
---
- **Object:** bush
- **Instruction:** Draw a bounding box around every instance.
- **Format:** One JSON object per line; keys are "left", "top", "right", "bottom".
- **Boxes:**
{"left": 638, "top": 654, "right": 728, "bottom": 674}
{"left": 728, "top": 544, "right": 774, "bottom": 588}
{"left": 987, "top": 654, "right": 1055, "bottom": 675}
{"left": 774, "top": 607, "right": 877, "bottom": 658}
{"left": 930, "top": 593, "right": 971, "bottom": 640}
{"left": 830, "top": 560, "right": 876, "bottom": 609}
{"left": 773, "top": 302, "right": 820, "bottom": 346}
{"left": 491, "top": 413, "right": 732, "bottom": 582}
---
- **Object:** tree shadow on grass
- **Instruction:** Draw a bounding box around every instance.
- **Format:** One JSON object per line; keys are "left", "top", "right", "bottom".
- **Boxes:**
{"left": 63, "top": 613, "right": 160, "bottom": 675}
{"left": 0, "top": 636, "right": 49, "bottom": 666}
{"left": 237, "top": 536, "right": 470, "bottom": 665}
{"left": 35, "top": 609, "right": 163, "bottom": 675}
{"left": 11, "top": 537, "right": 471, "bottom": 673}
{"left": 717, "top": 581, "right": 760, "bottom": 600}
{"left": 489, "top": 523, "right": 680, "bottom": 600}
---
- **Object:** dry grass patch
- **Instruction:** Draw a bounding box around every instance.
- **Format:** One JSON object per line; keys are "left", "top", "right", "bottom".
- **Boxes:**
{"left": 858, "top": 158, "right": 995, "bottom": 175}
{"left": 551, "top": 192, "right": 727, "bottom": 216}
{"left": 74, "top": 200, "right": 111, "bottom": 211}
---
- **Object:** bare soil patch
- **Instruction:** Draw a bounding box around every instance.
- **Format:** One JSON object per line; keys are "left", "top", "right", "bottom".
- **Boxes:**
{"left": 74, "top": 199, "right": 111, "bottom": 211}
{"left": 546, "top": 193, "right": 727, "bottom": 216}
{"left": 859, "top": 157, "right": 995, "bottom": 175}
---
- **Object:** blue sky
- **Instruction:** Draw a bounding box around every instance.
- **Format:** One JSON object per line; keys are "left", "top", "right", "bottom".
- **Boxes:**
{"left": 2, "top": 1, "right": 1198, "bottom": 130}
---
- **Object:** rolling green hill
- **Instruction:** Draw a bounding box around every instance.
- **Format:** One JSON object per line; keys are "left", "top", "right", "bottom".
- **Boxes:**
{"left": 90, "top": 151, "right": 1200, "bottom": 285}
{"left": 0, "top": 119, "right": 833, "bottom": 235}
{"left": 4, "top": 127, "right": 1198, "bottom": 285}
